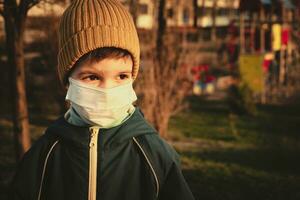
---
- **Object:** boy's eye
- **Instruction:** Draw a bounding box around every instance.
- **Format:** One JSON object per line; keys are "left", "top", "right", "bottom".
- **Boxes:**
{"left": 82, "top": 75, "right": 99, "bottom": 81}
{"left": 119, "top": 74, "right": 129, "bottom": 80}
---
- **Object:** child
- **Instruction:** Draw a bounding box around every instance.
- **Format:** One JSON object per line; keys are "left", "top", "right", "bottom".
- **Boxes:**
{"left": 11, "top": 0, "right": 195, "bottom": 200}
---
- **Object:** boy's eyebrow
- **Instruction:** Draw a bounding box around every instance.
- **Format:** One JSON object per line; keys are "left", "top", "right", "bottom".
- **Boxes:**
{"left": 75, "top": 69, "right": 103, "bottom": 77}
{"left": 77, "top": 69, "right": 98, "bottom": 75}
{"left": 118, "top": 70, "right": 132, "bottom": 73}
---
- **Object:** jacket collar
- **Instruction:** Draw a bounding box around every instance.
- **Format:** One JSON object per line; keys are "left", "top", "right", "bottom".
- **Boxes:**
{"left": 45, "top": 107, "right": 156, "bottom": 148}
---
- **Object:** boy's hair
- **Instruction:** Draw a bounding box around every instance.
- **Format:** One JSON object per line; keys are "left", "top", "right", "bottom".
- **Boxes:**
{"left": 64, "top": 47, "right": 132, "bottom": 85}
{"left": 57, "top": 0, "right": 140, "bottom": 86}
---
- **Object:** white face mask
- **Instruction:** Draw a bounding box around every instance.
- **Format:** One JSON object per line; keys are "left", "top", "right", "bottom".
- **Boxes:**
{"left": 66, "top": 77, "right": 137, "bottom": 128}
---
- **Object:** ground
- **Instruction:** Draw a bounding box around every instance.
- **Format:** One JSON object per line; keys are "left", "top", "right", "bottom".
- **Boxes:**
{"left": 169, "top": 96, "right": 300, "bottom": 200}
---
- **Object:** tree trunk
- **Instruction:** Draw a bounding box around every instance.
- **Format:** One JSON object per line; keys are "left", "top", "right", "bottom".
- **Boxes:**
{"left": 260, "top": 5, "right": 265, "bottom": 52}
{"left": 154, "top": 107, "right": 170, "bottom": 139}
{"left": 154, "top": 0, "right": 167, "bottom": 138}
{"left": 4, "top": 3, "right": 31, "bottom": 160}
{"left": 211, "top": 0, "right": 217, "bottom": 41}
{"left": 200, "top": 0, "right": 206, "bottom": 40}
{"left": 202, "top": 0, "right": 206, "bottom": 17}
{"left": 129, "top": 0, "right": 139, "bottom": 25}
{"left": 156, "top": 0, "right": 166, "bottom": 60}
{"left": 250, "top": 13, "right": 255, "bottom": 53}
{"left": 240, "top": 12, "right": 245, "bottom": 54}
{"left": 193, "top": 0, "right": 198, "bottom": 28}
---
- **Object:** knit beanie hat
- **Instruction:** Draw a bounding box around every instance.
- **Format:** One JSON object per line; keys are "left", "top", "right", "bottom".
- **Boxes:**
{"left": 57, "top": 0, "right": 140, "bottom": 85}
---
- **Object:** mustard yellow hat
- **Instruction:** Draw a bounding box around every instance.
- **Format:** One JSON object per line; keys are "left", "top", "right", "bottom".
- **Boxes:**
{"left": 57, "top": 0, "right": 140, "bottom": 84}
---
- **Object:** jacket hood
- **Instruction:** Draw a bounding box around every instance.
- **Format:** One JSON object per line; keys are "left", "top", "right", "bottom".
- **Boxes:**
{"left": 45, "top": 107, "right": 157, "bottom": 147}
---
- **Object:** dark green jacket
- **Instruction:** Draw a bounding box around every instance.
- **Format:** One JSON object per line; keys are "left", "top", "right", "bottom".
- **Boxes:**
{"left": 11, "top": 108, "right": 195, "bottom": 200}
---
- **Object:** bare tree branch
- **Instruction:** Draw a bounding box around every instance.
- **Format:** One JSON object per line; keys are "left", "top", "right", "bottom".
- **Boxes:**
{"left": 26, "top": 0, "right": 42, "bottom": 10}
{"left": 19, "top": 0, "right": 41, "bottom": 17}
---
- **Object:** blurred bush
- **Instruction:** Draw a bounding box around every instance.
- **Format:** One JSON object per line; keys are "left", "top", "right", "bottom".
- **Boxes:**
{"left": 227, "top": 83, "right": 257, "bottom": 116}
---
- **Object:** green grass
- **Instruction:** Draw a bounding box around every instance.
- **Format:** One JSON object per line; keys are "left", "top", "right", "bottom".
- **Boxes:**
{"left": 169, "top": 96, "right": 300, "bottom": 200}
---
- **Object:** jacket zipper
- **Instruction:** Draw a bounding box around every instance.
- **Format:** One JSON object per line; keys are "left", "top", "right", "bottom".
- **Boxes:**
{"left": 88, "top": 127, "right": 99, "bottom": 200}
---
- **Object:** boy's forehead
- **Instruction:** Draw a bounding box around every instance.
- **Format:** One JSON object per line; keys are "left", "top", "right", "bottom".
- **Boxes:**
{"left": 73, "top": 57, "right": 133, "bottom": 72}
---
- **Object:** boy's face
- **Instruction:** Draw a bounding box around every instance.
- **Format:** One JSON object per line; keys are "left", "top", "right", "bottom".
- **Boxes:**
{"left": 70, "top": 57, "right": 133, "bottom": 88}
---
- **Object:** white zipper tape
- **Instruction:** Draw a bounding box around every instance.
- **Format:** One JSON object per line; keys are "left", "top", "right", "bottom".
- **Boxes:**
{"left": 37, "top": 140, "right": 59, "bottom": 200}
{"left": 132, "top": 137, "right": 160, "bottom": 198}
